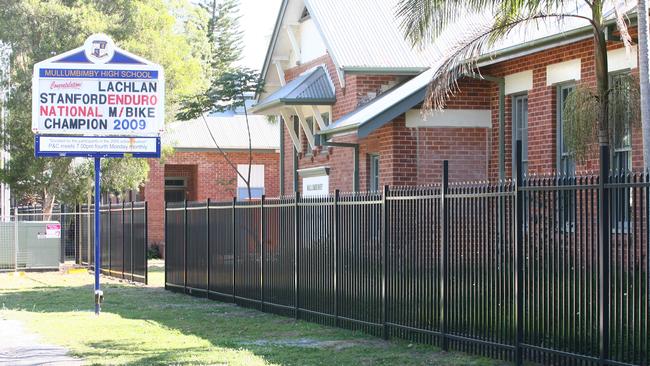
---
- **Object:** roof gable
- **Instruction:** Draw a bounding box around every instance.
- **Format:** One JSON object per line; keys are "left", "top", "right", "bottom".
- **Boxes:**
{"left": 253, "top": 65, "right": 335, "bottom": 114}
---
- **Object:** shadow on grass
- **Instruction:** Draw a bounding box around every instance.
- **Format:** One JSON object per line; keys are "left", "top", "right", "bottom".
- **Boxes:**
{"left": 0, "top": 280, "right": 506, "bottom": 366}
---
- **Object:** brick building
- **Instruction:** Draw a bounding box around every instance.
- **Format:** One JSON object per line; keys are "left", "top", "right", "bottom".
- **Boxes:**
{"left": 142, "top": 115, "right": 280, "bottom": 249}
{"left": 253, "top": 0, "right": 643, "bottom": 195}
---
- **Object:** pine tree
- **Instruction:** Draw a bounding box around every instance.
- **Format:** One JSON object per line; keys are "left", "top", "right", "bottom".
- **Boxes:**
{"left": 201, "top": 0, "right": 244, "bottom": 76}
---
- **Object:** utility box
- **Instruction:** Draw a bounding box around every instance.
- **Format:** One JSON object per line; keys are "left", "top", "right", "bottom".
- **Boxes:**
{"left": 0, "top": 221, "right": 61, "bottom": 270}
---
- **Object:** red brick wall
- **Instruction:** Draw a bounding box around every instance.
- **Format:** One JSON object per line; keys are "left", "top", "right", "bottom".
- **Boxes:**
{"left": 281, "top": 56, "right": 491, "bottom": 192}
{"left": 481, "top": 33, "right": 640, "bottom": 180}
{"left": 143, "top": 150, "right": 280, "bottom": 249}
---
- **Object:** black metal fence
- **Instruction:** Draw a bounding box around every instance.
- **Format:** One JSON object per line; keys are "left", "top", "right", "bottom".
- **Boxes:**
{"left": 78, "top": 201, "right": 148, "bottom": 284}
{"left": 165, "top": 157, "right": 648, "bottom": 366}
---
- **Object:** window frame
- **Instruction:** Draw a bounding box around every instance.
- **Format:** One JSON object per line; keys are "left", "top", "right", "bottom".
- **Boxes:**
{"left": 511, "top": 93, "right": 529, "bottom": 178}
{"left": 555, "top": 83, "right": 578, "bottom": 231}
{"left": 164, "top": 176, "right": 187, "bottom": 203}
{"left": 556, "top": 82, "right": 577, "bottom": 176}
{"left": 369, "top": 154, "right": 380, "bottom": 191}
{"left": 609, "top": 70, "right": 633, "bottom": 230}
{"left": 236, "top": 164, "right": 265, "bottom": 201}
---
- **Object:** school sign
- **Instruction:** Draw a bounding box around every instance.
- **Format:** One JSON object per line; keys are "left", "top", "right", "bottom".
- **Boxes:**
{"left": 32, "top": 33, "right": 163, "bottom": 157}
{"left": 32, "top": 34, "right": 165, "bottom": 314}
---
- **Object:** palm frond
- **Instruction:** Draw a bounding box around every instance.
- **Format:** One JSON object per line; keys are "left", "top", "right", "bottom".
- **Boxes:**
{"left": 396, "top": 0, "right": 572, "bottom": 46}
{"left": 423, "top": 12, "right": 577, "bottom": 111}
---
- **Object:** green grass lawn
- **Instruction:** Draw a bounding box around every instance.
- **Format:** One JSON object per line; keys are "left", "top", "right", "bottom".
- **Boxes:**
{"left": 0, "top": 261, "right": 507, "bottom": 365}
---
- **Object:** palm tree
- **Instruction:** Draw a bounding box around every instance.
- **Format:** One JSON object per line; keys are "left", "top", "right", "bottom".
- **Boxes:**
{"left": 396, "top": 0, "right": 634, "bottom": 169}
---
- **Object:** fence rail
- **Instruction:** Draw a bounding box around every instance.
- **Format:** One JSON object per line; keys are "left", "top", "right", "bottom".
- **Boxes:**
{"left": 165, "top": 151, "right": 649, "bottom": 366}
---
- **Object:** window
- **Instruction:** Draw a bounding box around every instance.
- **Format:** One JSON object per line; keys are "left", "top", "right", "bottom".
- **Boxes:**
{"left": 512, "top": 94, "right": 528, "bottom": 177}
{"left": 369, "top": 154, "right": 380, "bottom": 191}
{"left": 557, "top": 84, "right": 576, "bottom": 176}
{"left": 307, "top": 111, "right": 330, "bottom": 148}
{"left": 610, "top": 72, "right": 633, "bottom": 228}
{"left": 557, "top": 84, "right": 576, "bottom": 230}
{"left": 611, "top": 73, "right": 632, "bottom": 173}
{"left": 237, "top": 164, "right": 264, "bottom": 200}
{"left": 164, "top": 177, "right": 186, "bottom": 203}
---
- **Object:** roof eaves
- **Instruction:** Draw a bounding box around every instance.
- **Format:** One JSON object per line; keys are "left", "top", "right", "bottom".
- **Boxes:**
{"left": 341, "top": 66, "right": 428, "bottom": 75}
{"left": 477, "top": 11, "right": 638, "bottom": 67}
{"left": 321, "top": 80, "right": 427, "bottom": 138}
{"left": 356, "top": 86, "right": 426, "bottom": 138}
{"left": 278, "top": 98, "right": 336, "bottom": 105}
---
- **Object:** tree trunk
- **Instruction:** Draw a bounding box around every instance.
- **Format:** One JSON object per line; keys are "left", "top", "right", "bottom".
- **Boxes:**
{"left": 593, "top": 3, "right": 610, "bottom": 152}
{"left": 42, "top": 190, "right": 55, "bottom": 221}
{"left": 639, "top": 0, "right": 650, "bottom": 169}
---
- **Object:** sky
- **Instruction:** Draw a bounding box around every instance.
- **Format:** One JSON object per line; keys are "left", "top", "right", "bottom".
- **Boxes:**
{"left": 236, "top": 0, "right": 282, "bottom": 70}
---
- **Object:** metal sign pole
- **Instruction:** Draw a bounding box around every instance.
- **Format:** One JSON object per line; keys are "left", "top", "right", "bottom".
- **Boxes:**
{"left": 94, "top": 157, "right": 102, "bottom": 315}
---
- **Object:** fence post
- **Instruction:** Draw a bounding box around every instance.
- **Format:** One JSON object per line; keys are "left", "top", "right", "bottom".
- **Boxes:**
{"left": 381, "top": 185, "right": 389, "bottom": 340}
{"left": 131, "top": 201, "right": 134, "bottom": 283}
{"left": 598, "top": 145, "right": 611, "bottom": 364}
{"left": 144, "top": 201, "right": 148, "bottom": 285}
{"left": 183, "top": 199, "right": 188, "bottom": 293}
{"left": 60, "top": 204, "right": 66, "bottom": 264}
{"left": 232, "top": 196, "right": 236, "bottom": 303}
{"left": 440, "top": 160, "right": 449, "bottom": 351}
{"left": 122, "top": 201, "right": 125, "bottom": 279}
{"left": 294, "top": 191, "right": 301, "bottom": 319}
{"left": 333, "top": 189, "right": 339, "bottom": 327}
{"left": 108, "top": 201, "right": 111, "bottom": 275}
{"left": 164, "top": 201, "right": 168, "bottom": 289}
{"left": 75, "top": 203, "right": 80, "bottom": 265}
{"left": 13, "top": 207, "right": 18, "bottom": 272}
{"left": 260, "top": 195, "right": 265, "bottom": 311}
{"left": 515, "top": 140, "right": 524, "bottom": 366}
{"left": 206, "top": 199, "right": 210, "bottom": 298}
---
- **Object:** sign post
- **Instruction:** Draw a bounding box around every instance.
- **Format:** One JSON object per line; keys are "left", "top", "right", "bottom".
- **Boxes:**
{"left": 32, "top": 34, "right": 164, "bottom": 315}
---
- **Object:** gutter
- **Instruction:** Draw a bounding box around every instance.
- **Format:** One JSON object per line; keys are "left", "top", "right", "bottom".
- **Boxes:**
{"left": 476, "top": 12, "right": 638, "bottom": 68}
{"left": 341, "top": 67, "right": 427, "bottom": 75}
{"left": 321, "top": 140, "right": 359, "bottom": 192}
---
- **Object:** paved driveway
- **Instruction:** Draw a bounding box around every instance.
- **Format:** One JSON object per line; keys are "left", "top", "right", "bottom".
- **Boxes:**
{"left": 0, "top": 318, "right": 83, "bottom": 366}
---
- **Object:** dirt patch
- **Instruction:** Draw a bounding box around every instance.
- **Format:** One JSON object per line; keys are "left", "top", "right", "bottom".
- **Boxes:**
{"left": 240, "top": 337, "right": 390, "bottom": 351}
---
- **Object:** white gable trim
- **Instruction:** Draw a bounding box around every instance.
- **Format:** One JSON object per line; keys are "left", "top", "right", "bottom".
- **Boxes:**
{"left": 294, "top": 106, "right": 315, "bottom": 149}
{"left": 546, "top": 59, "right": 581, "bottom": 85}
{"left": 280, "top": 109, "right": 302, "bottom": 152}
{"left": 303, "top": 0, "right": 345, "bottom": 87}
{"left": 504, "top": 70, "right": 533, "bottom": 95}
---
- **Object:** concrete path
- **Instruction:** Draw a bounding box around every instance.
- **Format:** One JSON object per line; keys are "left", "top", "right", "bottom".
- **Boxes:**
{"left": 0, "top": 318, "right": 83, "bottom": 366}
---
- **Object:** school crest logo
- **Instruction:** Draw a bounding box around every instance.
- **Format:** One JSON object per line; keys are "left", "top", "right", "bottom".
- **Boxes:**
{"left": 91, "top": 40, "right": 108, "bottom": 59}
{"left": 83, "top": 34, "right": 115, "bottom": 64}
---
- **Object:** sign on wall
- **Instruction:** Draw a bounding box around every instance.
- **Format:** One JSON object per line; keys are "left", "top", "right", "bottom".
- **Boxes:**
{"left": 32, "top": 34, "right": 164, "bottom": 138}
{"left": 302, "top": 175, "right": 329, "bottom": 197}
